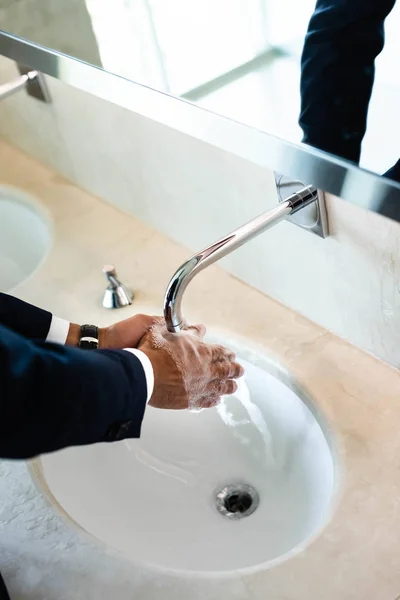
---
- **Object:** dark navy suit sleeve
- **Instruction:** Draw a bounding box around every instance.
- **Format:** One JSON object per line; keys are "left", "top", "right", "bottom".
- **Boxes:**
{"left": 0, "top": 324, "right": 148, "bottom": 459}
{"left": 0, "top": 293, "right": 52, "bottom": 340}
{"left": 299, "top": 0, "right": 396, "bottom": 163}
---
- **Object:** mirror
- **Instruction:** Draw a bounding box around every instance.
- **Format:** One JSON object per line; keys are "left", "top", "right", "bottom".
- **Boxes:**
{"left": 0, "top": 0, "right": 399, "bottom": 183}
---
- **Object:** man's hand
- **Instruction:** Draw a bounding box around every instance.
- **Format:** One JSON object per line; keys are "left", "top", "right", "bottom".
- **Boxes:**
{"left": 66, "top": 314, "right": 156, "bottom": 349}
{"left": 138, "top": 319, "right": 244, "bottom": 410}
{"left": 99, "top": 314, "right": 156, "bottom": 349}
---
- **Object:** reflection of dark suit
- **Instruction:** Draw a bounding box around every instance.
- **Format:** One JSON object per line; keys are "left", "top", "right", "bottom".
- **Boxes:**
{"left": 0, "top": 574, "right": 9, "bottom": 600}
{"left": 0, "top": 293, "right": 148, "bottom": 460}
{"left": 300, "top": 0, "right": 400, "bottom": 182}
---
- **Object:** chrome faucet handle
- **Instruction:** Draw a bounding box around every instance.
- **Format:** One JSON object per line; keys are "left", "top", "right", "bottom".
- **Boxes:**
{"left": 103, "top": 264, "right": 120, "bottom": 287}
{"left": 102, "top": 265, "right": 133, "bottom": 309}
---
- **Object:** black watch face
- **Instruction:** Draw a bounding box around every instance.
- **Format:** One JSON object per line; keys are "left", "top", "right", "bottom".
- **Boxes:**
{"left": 80, "top": 324, "right": 98, "bottom": 337}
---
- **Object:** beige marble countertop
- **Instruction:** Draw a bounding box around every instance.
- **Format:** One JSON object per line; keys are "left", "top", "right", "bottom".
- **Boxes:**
{"left": 1, "top": 139, "right": 400, "bottom": 600}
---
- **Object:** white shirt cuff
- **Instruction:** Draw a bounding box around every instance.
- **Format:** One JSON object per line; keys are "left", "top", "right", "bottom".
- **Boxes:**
{"left": 45, "top": 316, "right": 70, "bottom": 345}
{"left": 123, "top": 348, "right": 154, "bottom": 403}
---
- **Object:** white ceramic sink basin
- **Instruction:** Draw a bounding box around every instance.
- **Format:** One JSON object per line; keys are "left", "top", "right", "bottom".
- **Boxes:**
{"left": 33, "top": 336, "right": 335, "bottom": 575}
{"left": 0, "top": 187, "right": 52, "bottom": 291}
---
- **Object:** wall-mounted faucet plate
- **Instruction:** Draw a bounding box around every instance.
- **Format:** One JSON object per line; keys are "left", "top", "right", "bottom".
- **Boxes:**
{"left": 274, "top": 173, "right": 329, "bottom": 238}
{"left": 17, "top": 63, "right": 51, "bottom": 103}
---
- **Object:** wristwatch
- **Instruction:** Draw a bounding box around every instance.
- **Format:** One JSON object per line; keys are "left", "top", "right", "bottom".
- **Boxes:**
{"left": 79, "top": 324, "right": 99, "bottom": 350}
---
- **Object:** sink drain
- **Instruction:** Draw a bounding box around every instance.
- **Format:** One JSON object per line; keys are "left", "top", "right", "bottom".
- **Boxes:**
{"left": 215, "top": 484, "right": 259, "bottom": 520}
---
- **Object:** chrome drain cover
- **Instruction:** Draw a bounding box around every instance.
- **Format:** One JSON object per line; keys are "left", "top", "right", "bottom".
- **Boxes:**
{"left": 215, "top": 484, "right": 259, "bottom": 520}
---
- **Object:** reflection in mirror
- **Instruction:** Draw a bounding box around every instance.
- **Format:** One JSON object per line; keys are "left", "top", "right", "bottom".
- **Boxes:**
{"left": 1, "top": 0, "right": 399, "bottom": 181}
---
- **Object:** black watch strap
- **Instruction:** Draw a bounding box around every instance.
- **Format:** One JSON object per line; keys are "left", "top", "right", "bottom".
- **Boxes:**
{"left": 79, "top": 324, "right": 99, "bottom": 350}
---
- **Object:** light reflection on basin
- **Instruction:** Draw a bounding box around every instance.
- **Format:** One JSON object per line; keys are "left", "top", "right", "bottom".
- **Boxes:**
{"left": 32, "top": 335, "right": 336, "bottom": 575}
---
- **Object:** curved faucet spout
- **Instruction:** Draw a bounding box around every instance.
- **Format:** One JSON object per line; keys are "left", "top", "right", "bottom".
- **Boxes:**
{"left": 164, "top": 186, "right": 317, "bottom": 332}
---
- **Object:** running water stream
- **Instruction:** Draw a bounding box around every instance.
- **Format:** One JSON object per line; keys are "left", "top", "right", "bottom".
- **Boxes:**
{"left": 217, "top": 376, "right": 278, "bottom": 469}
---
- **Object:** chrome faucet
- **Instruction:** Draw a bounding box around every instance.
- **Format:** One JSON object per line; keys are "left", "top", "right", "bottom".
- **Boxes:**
{"left": 102, "top": 265, "right": 133, "bottom": 309}
{"left": 0, "top": 64, "right": 50, "bottom": 103}
{"left": 164, "top": 185, "right": 319, "bottom": 332}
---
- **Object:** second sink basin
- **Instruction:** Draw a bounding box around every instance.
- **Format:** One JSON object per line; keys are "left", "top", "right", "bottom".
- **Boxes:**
{"left": 32, "top": 334, "right": 336, "bottom": 575}
{"left": 0, "top": 186, "right": 52, "bottom": 291}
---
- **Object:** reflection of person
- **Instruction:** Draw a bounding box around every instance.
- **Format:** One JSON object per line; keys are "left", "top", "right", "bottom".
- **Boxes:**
{"left": 0, "top": 293, "right": 243, "bottom": 599}
{"left": 299, "top": 0, "right": 400, "bottom": 182}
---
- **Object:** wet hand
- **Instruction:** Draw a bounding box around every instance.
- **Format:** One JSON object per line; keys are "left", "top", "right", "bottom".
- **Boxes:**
{"left": 138, "top": 319, "right": 244, "bottom": 410}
